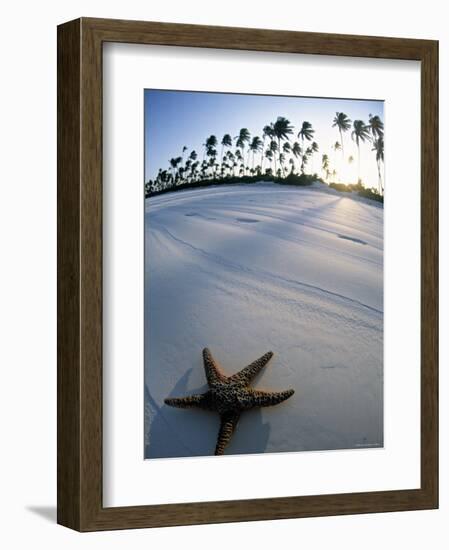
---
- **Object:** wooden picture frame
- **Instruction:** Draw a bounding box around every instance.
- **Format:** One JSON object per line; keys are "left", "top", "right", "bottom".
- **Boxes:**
{"left": 57, "top": 17, "right": 438, "bottom": 531}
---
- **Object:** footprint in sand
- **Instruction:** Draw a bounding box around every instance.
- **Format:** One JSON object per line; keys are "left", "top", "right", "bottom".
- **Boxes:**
{"left": 236, "top": 218, "right": 260, "bottom": 224}
{"left": 337, "top": 234, "right": 367, "bottom": 245}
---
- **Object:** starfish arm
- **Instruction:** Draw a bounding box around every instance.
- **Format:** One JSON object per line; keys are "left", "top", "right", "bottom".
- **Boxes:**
{"left": 250, "top": 388, "right": 295, "bottom": 408}
{"left": 215, "top": 413, "right": 240, "bottom": 455}
{"left": 203, "top": 347, "right": 226, "bottom": 385}
{"left": 229, "top": 351, "right": 274, "bottom": 383}
{"left": 164, "top": 393, "right": 210, "bottom": 409}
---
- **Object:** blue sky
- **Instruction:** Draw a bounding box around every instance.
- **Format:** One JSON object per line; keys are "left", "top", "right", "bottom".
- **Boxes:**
{"left": 144, "top": 89, "right": 384, "bottom": 188}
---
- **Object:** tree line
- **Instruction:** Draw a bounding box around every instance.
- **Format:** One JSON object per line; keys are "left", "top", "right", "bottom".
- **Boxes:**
{"left": 145, "top": 112, "right": 384, "bottom": 197}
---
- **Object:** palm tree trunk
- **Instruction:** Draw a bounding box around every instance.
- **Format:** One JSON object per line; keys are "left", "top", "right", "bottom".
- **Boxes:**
{"left": 377, "top": 159, "right": 382, "bottom": 194}
{"left": 357, "top": 143, "right": 361, "bottom": 183}
{"left": 278, "top": 137, "right": 282, "bottom": 177}
{"left": 220, "top": 145, "right": 224, "bottom": 177}
{"left": 301, "top": 136, "right": 305, "bottom": 174}
{"left": 261, "top": 137, "right": 266, "bottom": 173}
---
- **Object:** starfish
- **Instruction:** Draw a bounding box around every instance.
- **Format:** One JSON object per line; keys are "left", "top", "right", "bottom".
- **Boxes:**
{"left": 164, "top": 348, "right": 295, "bottom": 455}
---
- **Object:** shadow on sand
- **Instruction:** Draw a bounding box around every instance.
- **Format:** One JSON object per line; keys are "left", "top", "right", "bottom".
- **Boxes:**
{"left": 145, "top": 369, "right": 271, "bottom": 459}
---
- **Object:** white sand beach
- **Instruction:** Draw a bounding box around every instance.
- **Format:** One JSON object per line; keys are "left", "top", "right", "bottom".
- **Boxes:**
{"left": 144, "top": 182, "right": 383, "bottom": 458}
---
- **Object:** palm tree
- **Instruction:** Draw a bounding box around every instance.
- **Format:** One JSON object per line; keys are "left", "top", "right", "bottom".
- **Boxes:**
{"left": 189, "top": 150, "right": 197, "bottom": 162}
{"left": 191, "top": 161, "right": 199, "bottom": 181}
{"left": 154, "top": 169, "right": 162, "bottom": 191}
{"left": 283, "top": 142, "right": 292, "bottom": 174}
{"left": 298, "top": 122, "right": 314, "bottom": 173}
{"left": 235, "top": 128, "right": 251, "bottom": 174}
{"left": 265, "top": 149, "right": 274, "bottom": 174}
{"left": 332, "top": 141, "right": 341, "bottom": 181}
{"left": 279, "top": 153, "right": 286, "bottom": 177}
{"left": 185, "top": 159, "right": 192, "bottom": 181}
{"left": 348, "top": 155, "right": 355, "bottom": 184}
{"left": 322, "top": 154, "right": 330, "bottom": 182}
{"left": 169, "top": 158, "right": 176, "bottom": 180}
{"left": 368, "top": 114, "right": 384, "bottom": 139}
{"left": 261, "top": 125, "right": 274, "bottom": 173}
{"left": 307, "top": 147, "right": 314, "bottom": 173}
{"left": 206, "top": 147, "right": 217, "bottom": 177}
{"left": 235, "top": 149, "right": 243, "bottom": 175}
{"left": 169, "top": 156, "right": 182, "bottom": 186}
{"left": 301, "top": 149, "right": 310, "bottom": 174}
{"left": 298, "top": 121, "right": 315, "bottom": 146}
{"left": 310, "top": 141, "right": 319, "bottom": 175}
{"left": 272, "top": 117, "right": 294, "bottom": 175}
{"left": 203, "top": 135, "right": 217, "bottom": 162}
{"left": 220, "top": 134, "right": 233, "bottom": 169}
{"left": 181, "top": 145, "right": 188, "bottom": 168}
{"left": 332, "top": 112, "right": 351, "bottom": 156}
{"left": 351, "top": 120, "right": 371, "bottom": 183}
{"left": 158, "top": 169, "right": 169, "bottom": 190}
{"left": 249, "top": 136, "right": 263, "bottom": 171}
{"left": 372, "top": 137, "right": 384, "bottom": 194}
{"left": 289, "top": 158, "right": 295, "bottom": 174}
{"left": 333, "top": 141, "right": 341, "bottom": 155}
{"left": 226, "top": 151, "right": 235, "bottom": 177}
{"left": 208, "top": 157, "right": 216, "bottom": 178}
{"left": 292, "top": 141, "right": 302, "bottom": 174}
{"left": 178, "top": 166, "right": 186, "bottom": 183}
{"left": 269, "top": 140, "right": 279, "bottom": 176}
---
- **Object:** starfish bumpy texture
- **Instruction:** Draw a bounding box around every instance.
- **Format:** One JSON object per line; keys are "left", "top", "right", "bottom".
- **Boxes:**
{"left": 164, "top": 348, "right": 295, "bottom": 455}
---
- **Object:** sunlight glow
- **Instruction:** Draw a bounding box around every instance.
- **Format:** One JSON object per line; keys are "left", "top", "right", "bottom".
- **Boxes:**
{"left": 145, "top": 90, "right": 384, "bottom": 192}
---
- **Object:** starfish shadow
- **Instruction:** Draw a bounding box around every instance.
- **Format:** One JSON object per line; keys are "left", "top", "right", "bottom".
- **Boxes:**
{"left": 145, "top": 369, "right": 272, "bottom": 458}
{"left": 145, "top": 368, "right": 213, "bottom": 458}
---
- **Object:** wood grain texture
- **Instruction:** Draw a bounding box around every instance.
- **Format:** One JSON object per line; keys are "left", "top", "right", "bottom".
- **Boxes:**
{"left": 57, "top": 18, "right": 81, "bottom": 531}
{"left": 420, "top": 40, "right": 439, "bottom": 504}
{"left": 85, "top": 17, "right": 434, "bottom": 59}
{"left": 57, "top": 17, "right": 439, "bottom": 532}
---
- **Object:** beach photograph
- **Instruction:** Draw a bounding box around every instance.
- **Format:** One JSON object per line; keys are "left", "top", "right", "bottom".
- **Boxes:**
{"left": 144, "top": 89, "right": 384, "bottom": 458}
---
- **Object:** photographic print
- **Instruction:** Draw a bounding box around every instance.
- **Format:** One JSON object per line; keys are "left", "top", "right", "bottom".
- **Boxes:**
{"left": 144, "top": 89, "right": 384, "bottom": 459}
